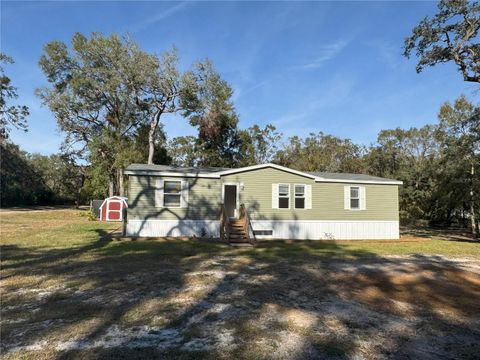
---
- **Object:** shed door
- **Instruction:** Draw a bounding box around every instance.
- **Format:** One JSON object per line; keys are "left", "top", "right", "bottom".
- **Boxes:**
{"left": 107, "top": 200, "right": 122, "bottom": 221}
{"left": 224, "top": 185, "right": 237, "bottom": 218}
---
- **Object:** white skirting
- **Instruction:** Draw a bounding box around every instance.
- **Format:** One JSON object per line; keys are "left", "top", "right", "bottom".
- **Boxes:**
{"left": 250, "top": 220, "right": 399, "bottom": 240}
{"left": 126, "top": 219, "right": 220, "bottom": 238}
{"left": 126, "top": 219, "right": 399, "bottom": 240}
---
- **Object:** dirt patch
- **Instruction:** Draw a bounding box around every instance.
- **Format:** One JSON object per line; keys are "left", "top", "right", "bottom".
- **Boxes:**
{"left": 2, "top": 245, "right": 480, "bottom": 359}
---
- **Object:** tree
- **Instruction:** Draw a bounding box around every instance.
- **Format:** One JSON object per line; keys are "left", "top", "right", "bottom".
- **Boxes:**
{"left": 180, "top": 60, "right": 242, "bottom": 167}
{"left": 37, "top": 33, "right": 152, "bottom": 196}
{"left": 134, "top": 47, "right": 184, "bottom": 165}
{"left": 29, "top": 152, "right": 86, "bottom": 206}
{"left": 436, "top": 95, "right": 479, "bottom": 236}
{"left": 238, "top": 124, "right": 282, "bottom": 166}
{"left": 135, "top": 123, "right": 170, "bottom": 166}
{"left": 0, "top": 142, "right": 52, "bottom": 206}
{"left": 404, "top": 0, "right": 480, "bottom": 83}
{"left": 168, "top": 136, "right": 199, "bottom": 167}
{"left": 275, "top": 132, "right": 366, "bottom": 173}
{"left": 366, "top": 126, "right": 440, "bottom": 224}
{"left": 0, "top": 54, "right": 29, "bottom": 139}
{"left": 134, "top": 48, "right": 239, "bottom": 166}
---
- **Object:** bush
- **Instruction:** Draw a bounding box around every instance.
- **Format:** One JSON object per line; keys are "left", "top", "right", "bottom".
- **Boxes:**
{"left": 79, "top": 210, "right": 97, "bottom": 221}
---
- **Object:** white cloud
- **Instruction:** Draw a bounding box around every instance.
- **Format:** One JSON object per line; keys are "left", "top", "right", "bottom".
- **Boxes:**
{"left": 130, "top": 2, "right": 190, "bottom": 33}
{"left": 294, "top": 39, "right": 350, "bottom": 70}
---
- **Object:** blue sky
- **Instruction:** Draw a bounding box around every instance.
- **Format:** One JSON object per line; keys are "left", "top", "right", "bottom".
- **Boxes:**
{"left": 1, "top": 1, "right": 475, "bottom": 155}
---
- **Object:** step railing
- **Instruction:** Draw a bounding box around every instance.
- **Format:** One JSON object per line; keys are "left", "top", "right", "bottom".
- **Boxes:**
{"left": 220, "top": 204, "right": 230, "bottom": 242}
{"left": 239, "top": 203, "right": 256, "bottom": 244}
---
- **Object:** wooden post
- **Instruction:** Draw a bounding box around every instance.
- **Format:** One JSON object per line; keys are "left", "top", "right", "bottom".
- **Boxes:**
{"left": 122, "top": 207, "right": 127, "bottom": 237}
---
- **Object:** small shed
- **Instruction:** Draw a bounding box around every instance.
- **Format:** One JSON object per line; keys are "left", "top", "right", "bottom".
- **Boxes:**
{"left": 99, "top": 196, "right": 128, "bottom": 221}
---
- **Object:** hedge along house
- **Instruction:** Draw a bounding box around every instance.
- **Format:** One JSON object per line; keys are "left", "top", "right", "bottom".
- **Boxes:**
{"left": 124, "top": 163, "right": 402, "bottom": 242}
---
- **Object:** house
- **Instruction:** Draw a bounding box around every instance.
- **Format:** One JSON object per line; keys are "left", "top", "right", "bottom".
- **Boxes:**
{"left": 124, "top": 163, "right": 402, "bottom": 242}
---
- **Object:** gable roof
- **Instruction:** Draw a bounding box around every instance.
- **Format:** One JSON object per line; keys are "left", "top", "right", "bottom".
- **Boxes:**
{"left": 124, "top": 163, "right": 402, "bottom": 185}
{"left": 99, "top": 196, "right": 128, "bottom": 210}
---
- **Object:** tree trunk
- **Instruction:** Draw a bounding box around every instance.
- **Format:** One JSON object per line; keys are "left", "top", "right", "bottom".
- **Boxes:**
{"left": 147, "top": 111, "right": 161, "bottom": 165}
{"left": 471, "top": 162, "right": 477, "bottom": 238}
{"left": 75, "top": 173, "right": 85, "bottom": 208}
{"left": 118, "top": 167, "right": 124, "bottom": 197}
{"left": 108, "top": 179, "right": 114, "bottom": 197}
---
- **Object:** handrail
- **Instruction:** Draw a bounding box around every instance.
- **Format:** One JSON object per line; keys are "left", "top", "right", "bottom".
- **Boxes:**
{"left": 220, "top": 204, "right": 230, "bottom": 242}
{"left": 239, "top": 203, "right": 256, "bottom": 244}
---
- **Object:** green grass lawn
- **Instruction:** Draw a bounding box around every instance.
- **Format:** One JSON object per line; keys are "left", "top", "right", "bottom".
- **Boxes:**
{"left": 1, "top": 209, "right": 478, "bottom": 259}
{"left": 1, "top": 209, "right": 479, "bottom": 359}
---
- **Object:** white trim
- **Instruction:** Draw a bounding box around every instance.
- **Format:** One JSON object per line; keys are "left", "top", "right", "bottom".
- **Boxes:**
{"left": 315, "top": 178, "right": 403, "bottom": 185}
{"left": 350, "top": 186, "right": 361, "bottom": 210}
{"left": 222, "top": 182, "right": 240, "bottom": 218}
{"left": 155, "top": 179, "right": 164, "bottom": 208}
{"left": 106, "top": 200, "right": 123, "bottom": 221}
{"left": 251, "top": 220, "right": 400, "bottom": 240}
{"left": 272, "top": 183, "right": 279, "bottom": 209}
{"left": 99, "top": 196, "right": 128, "bottom": 211}
{"left": 277, "top": 183, "right": 290, "bottom": 209}
{"left": 163, "top": 180, "right": 183, "bottom": 208}
{"left": 218, "top": 163, "right": 318, "bottom": 180}
{"left": 305, "top": 184, "right": 312, "bottom": 209}
{"left": 360, "top": 186, "right": 366, "bottom": 210}
{"left": 124, "top": 170, "right": 220, "bottom": 178}
{"left": 181, "top": 180, "right": 189, "bottom": 208}
{"left": 294, "top": 183, "right": 306, "bottom": 210}
{"left": 126, "top": 219, "right": 220, "bottom": 237}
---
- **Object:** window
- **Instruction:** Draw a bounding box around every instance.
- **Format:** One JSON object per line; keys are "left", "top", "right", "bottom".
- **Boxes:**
{"left": 350, "top": 187, "right": 360, "bottom": 209}
{"left": 294, "top": 184, "right": 305, "bottom": 209}
{"left": 278, "top": 184, "right": 289, "bottom": 208}
{"left": 164, "top": 181, "right": 181, "bottom": 207}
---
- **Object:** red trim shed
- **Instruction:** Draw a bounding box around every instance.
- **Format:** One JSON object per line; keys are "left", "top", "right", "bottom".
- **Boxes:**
{"left": 99, "top": 196, "right": 128, "bottom": 221}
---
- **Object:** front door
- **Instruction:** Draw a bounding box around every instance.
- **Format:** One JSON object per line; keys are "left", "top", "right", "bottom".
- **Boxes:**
{"left": 224, "top": 185, "right": 237, "bottom": 218}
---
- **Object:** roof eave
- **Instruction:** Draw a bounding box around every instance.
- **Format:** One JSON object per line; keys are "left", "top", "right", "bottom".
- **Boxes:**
{"left": 124, "top": 170, "right": 220, "bottom": 178}
{"left": 314, "top": 178, "right": 403, "bottom": 185}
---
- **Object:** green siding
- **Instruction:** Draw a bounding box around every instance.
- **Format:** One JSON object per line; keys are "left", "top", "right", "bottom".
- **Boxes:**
{"left": 127, "top": 167, "right": 399, "bottom": 221}
{"left": 222, "top": 168, "right": 399, "bottom": 221}
{"left": 128, "top": 175, "right": 221, "bottom": 220}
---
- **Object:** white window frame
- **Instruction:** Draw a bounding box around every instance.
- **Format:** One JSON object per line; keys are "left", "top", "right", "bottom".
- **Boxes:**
{"left": 294, "top": 184, "right": 306, "bottom": 209}
{"left": 278, "top": 183, "right": 290, "bottom": 209}
{"left": 163, "top": 180, "right": 182, "bottom": 208}
{"left": 350, "top": 186, "right": 360, "bottom": 210}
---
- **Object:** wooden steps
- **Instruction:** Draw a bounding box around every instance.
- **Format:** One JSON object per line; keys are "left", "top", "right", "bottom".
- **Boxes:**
{"left": 220, "top": 204, "right": 255, "bottom": 245}
{"left": 228, "top": 219, "right": 249, "bottom": 243}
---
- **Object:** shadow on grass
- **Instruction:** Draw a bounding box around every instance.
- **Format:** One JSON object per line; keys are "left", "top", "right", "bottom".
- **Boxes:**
{"left": 401, "top": 226, "right": 479, "bottom": 243}
{"left": 1, "top": 232, "right": 479, "bottom": 359}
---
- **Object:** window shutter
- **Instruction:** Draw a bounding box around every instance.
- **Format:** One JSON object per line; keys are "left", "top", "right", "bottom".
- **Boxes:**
{"left": 181, "top": 180, "right": 189, "bottom": 208}
{"left": 360, "top": 186, "right": 366, "bottom": 210}
{"left": 272, "top": 183, "right": 278, "bottom": 209}
{"left": 155, "top": 179, "right": 164, "bottom": 208}
{"left": 344, "top": 186, "right": 350, "bottom": 210}
{"left": 305, "top": 184, "right": 312, "bottom": 209}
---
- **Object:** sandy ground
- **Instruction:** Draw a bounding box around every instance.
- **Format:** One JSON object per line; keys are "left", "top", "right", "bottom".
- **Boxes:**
{"left": 1, "top": 252, "right": 479, "bottom": 359}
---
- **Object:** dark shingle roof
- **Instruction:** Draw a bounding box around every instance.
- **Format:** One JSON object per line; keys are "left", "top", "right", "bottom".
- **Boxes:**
{"left": 125, "top": 163, "right": 401, "bottom": 184}
{"left": 308, "top": 172, "right": 399, "bottom": 183}
{"left": 125, "top": 164, "right": 230, "bottom": 174}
